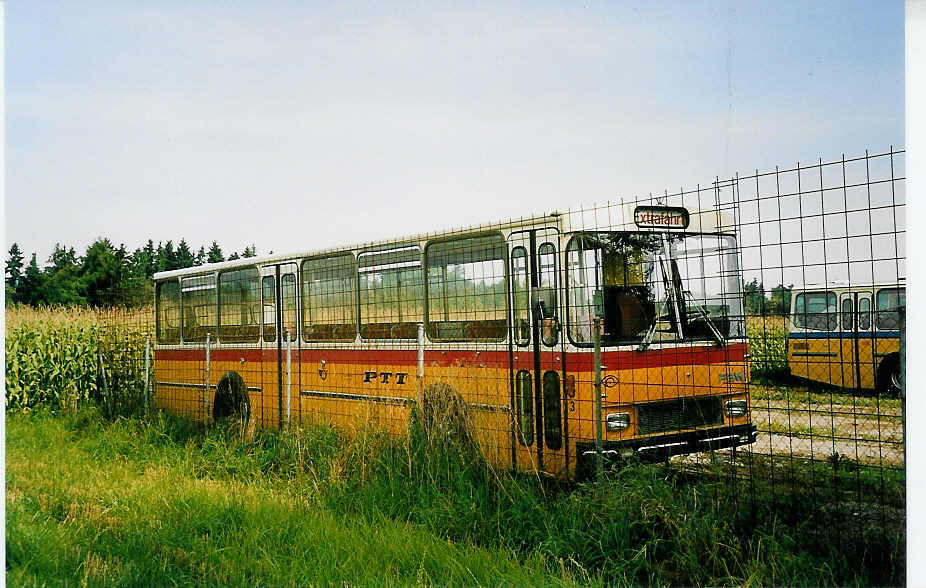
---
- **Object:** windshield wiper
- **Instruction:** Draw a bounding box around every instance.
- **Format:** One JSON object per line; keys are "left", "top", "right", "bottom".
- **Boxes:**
{"left": 636, "top": 236, "right": 726, "bottom": 351}
{"left": 683, "top": 291, "right": 727, "bottom": 347}
{"left": 636, "top": 255, "right": 675, "bottom": 353}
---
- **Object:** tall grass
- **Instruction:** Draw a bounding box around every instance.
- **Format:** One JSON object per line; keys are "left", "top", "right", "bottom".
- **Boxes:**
{"left": 6, "top": 308, "right": 904, "bottom": 584}
{"left": 6, "top": 408, "right": 905, "bottom": 586}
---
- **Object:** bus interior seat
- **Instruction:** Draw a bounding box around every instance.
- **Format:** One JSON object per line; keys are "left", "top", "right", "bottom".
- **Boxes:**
{"left": 604, "top": 287, "right": 651, "bottom": 339}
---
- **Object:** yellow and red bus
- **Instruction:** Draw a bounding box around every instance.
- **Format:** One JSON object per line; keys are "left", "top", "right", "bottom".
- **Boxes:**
{"left": 153, "top": 204, "right": 757, "bottom": 477}
{"left": 788, "top": 282, "right": 904, "bottom": 395}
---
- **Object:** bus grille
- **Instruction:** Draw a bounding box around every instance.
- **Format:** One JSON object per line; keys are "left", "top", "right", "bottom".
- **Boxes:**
{"left": 637, "top": 397, "right": 723, "bottom": 435}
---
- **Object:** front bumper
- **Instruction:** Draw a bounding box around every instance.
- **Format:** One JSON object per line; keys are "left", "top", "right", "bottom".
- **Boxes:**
{"left": 576, "top": 422, "right": 758, "bottom": 467}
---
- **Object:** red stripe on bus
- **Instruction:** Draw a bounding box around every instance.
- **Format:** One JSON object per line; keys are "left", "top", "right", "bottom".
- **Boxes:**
{"left": 568, "top": 343, "right": 748, "bottom": 370}
{"left": 155, "top": 343, "right": 746, "bottom": 370}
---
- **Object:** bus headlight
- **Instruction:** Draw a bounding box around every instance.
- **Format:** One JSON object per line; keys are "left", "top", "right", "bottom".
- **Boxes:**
{"left": 605, "top": 412, "right": 631, "bottom": 431}
{"left": 725, "top": 400, "right": 748, "bottom": 417}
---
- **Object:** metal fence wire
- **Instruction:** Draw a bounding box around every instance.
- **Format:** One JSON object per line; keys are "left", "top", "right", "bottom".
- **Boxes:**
{"left": 97, "top": 146, "right": 905, "bottom": 549}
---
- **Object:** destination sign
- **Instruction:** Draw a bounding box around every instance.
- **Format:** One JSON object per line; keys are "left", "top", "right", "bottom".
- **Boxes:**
{"left": 633, "top": 206, "right": 690, "bottom": 229}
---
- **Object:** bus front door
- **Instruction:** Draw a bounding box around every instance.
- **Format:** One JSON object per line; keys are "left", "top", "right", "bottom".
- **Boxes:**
{"left": 508, "top": 228, "right": 568, "bottom": 476}
{"left": 260, "top": 263, "right": 300, "bottom": 429}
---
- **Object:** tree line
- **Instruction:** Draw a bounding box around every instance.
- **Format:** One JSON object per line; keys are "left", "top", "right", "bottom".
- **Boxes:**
{"left": 5, "top": 239, "right": 257, "bottom": 308}
{"left": 743, "top": 278, "right": 792, "bottom": 315}
{"left": 7, "top": 240, "right": 794, "bottom": 314}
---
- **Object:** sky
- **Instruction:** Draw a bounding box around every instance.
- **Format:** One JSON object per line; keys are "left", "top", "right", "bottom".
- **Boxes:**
{"left": 5, "top": 1, "right": 905, "bottom": 269}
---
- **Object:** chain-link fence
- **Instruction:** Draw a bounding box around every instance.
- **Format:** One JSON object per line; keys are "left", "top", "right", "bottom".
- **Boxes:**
{"left": 39, "top": 146, "right": 903, "bottom": 556}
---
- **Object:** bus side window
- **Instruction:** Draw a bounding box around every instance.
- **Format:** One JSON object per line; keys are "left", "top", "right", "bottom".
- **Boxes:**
{"left": 542, "top": 371, "right": 562, "bottom": 450}
{"left": 262, "top": 275, "right": 276, "bottom": 342}
{"left": 876, "top": 288, "right": 905, "bottom": 331}
{"left": 793, "top": 292, "right": 837, "bottom": 331}
{"left": 281, "top": 273, "right": 297, "bottom": 339}
{"left": 426, "top": 234, "right": 507, "bottom": 342}
{"left": 538, "top": 242, "right": 558, "bottom": 347}
{"left": 181, "top": 275, "right": 216, "bottom": 342}
{"left": 858, "top": 297, "right": 871, "bottom": 330}
{"left": 218, "top": 267, "right": 260, "bottom": 343}
{"left": 302, "top": 254, "right": 358, "bottom": 342}
{"left": 156, "top": 281, "right": 181, "bottom": 344}
{"left": 358, "top": 245, "right": 422, "bottom": 340}
{"left": 841, "top": 297, "right": 854, "bottom": 330}
{"left": 511, "top": 247, "right": 530, "bottom": 346}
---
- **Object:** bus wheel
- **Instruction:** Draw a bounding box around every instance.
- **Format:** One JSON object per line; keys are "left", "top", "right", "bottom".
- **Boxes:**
{"left": 876, "top": 355, "right": 901, "bottom": 397}
{"left": 214, "top": 371, "right": 251, "bottom": 424}
{"left": 420, "top": 382, "right": 475, "bottom": 450}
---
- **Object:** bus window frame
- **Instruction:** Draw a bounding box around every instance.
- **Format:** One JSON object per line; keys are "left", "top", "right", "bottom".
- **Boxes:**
{"left": 537, "top": 241, "right": 559, "bottom": 347}
{"left": 564, "top": 230, "right": 740, "bottom": 348}
{"left": 357, "top": 243, "right": 423, "bottom": 341}
{"left": 875, "top": 287, "right": 905, "bottom": 331}
{"left": 423, "top": 231, "right": 509, "bottom": 343}
{"left": 217, "top": 266, "right": 261, "bottom": 344}
{"left": 180, "top": 273, "right": 218, "bottom": 344}
{"left": 792, "top": 290, "right": 838, "bottom": 332}
{"left": 516, "top": 370, "right": 533, "bottom": 446}
{"left": 280, "top": 271, "right": 299, "bottom": 343}
{"left": 858, "top": 295, "right": 871, "bottom": 331}
{"left": 261, "top": 274, "right": 276, "bottom": 343}
{"left": 156, "top": 279, "right": 181, "bottom": 344}
{"left": 510, "top": 245, "right": 530, "bottom": 347}
{"left": 840, "top": 294, "right": 854, "bottom": 331}
{"left": 300, "top": 251, "right": 359, "bottom": 344}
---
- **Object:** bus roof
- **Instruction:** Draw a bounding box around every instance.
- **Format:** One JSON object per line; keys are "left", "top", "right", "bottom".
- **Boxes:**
{"left": 794, "top": 279, "right": 905, "bottom": 292}
{"left": 153, "top": 203, "right": 736, "bottom": 281}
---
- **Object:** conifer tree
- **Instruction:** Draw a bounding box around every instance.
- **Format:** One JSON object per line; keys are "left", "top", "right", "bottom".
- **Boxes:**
{"left": 176, "top": 239, "right": 196, "bottom": 268}
{"left": 6, "top": 243, "right": 24, "bottom": 302}
{"left": 18, "top": 253, "right": 44, "bottom": 306}
{"left": 207, "top": 241, "right": 224, "bottom": 263}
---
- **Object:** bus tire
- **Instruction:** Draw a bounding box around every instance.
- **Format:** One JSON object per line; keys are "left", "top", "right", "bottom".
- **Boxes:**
{"left": 214, "top": 371, "right": 251, "bottom": 423}
{"left": 876, "top": 355, "right": 901, "bottom": 397}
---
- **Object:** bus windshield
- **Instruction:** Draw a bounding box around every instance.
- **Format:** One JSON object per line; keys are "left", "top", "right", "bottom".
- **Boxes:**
{"left": 566, "top": 232, "right": 744, "bottom": 346}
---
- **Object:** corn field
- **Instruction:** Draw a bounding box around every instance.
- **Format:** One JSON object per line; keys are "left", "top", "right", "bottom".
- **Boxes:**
{"left": 745, "top": 315, "right": 789, "bottom": 379}
{"left": 5, "top": 305, "right": 153, "bottom": 415}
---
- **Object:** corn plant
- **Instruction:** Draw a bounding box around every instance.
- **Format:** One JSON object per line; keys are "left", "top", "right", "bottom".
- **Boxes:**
{"left": 5, "top": 305, "right": 153, "bottom": 415}
{"left": 746, "top": 314, "right": 790, "bottom": 379}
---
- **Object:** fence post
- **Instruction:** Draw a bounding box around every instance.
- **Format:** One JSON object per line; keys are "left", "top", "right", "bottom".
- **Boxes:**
{"left": 594, "top": 316, "right": 604, "bottom": 483}
{"left": 901, "top": 306, "right": 906, "bottom": 464}
{"left": 204, "top": 332, "right": 211, "bottom": 424}
{"left": 144, "top": 335, "right": 150, "bottom": 415}
{"left": 417, "top": 323, "right": 425, "bottom": 408}
{"left": 285, "top": 329, "right": 292, "bottom": 429}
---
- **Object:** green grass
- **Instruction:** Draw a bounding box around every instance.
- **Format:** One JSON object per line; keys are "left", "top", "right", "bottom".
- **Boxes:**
{"left": 7, "top": 412, "right": 571, "bottom": 586}
{"left": 6, "top": 409, "right": 905, "bottom": 586}
{"left": 752, "top": 382, "right": 902, "bottom": 413}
